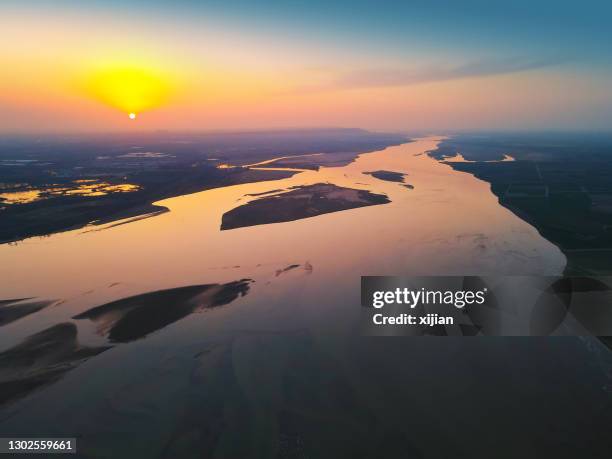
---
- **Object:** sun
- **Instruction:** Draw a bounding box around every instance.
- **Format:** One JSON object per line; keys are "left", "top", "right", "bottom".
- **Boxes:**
{"left": 86, "top": 66, "right": 171, "bottom": 117}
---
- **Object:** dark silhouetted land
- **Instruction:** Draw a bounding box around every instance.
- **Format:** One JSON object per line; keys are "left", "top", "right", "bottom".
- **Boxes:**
{"left": 364, "top": 170, "right": 406, "bottom": 183}
{"left": 221, "top": 183, "right": 390, "bottom": 230}
{"left": 74, "top": 280, "right": 252, "bottom": 342}
{"left": 0, "top": 129, "right": 407, "bottom": 243}
{"left": 430, "top": 133, "right": 612, "bottom": 274}
{"left": 0, "top": 323, "right": 109, "bottom": 406}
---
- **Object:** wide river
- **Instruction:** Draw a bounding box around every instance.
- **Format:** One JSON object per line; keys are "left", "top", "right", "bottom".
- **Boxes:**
{"left": 1, "top": 137, "right": 610, "bottom": 458}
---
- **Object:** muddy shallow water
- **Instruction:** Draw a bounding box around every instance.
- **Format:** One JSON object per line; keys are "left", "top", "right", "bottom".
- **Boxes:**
{"left": 1, "top": 138, "right": 610, "bottom": 458}
{"left": 0, "top": 137, "right": 564, "bottom": 304}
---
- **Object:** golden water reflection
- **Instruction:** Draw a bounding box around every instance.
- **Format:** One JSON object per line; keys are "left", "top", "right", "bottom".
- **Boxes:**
{"left": 0, "top": 181, "right": 140, "bottom": 204}
{"left": 0, "top": 190, "right": 42, "bottom": 204}
{"left": 0, "top": 137, "right": 565, "bottom": 310}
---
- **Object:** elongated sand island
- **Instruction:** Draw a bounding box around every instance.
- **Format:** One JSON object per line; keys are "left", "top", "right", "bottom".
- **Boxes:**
{"left": 221, "top": 183, "right": 390, "bottom": 230}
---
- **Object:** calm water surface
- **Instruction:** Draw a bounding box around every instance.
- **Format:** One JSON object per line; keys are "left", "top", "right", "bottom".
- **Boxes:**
{"left": 1, "top": 138, "right": 610, "bottom": 458}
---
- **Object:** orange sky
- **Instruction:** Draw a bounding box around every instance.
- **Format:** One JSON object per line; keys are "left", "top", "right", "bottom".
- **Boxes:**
{"left": 1, "top": 3, "right": 611, "bottom": 133}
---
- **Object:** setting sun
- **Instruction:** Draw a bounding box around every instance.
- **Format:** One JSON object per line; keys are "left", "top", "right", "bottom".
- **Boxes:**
{"left": 1, "top": 2, "right": 612, "bottom": 458}
{"left": 85, "top": 66, "right": 171, "bottom": 116}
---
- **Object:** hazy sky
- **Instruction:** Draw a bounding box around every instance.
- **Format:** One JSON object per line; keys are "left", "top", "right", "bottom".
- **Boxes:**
{"left": 1, "top": 0, "right": 611, "bottom": 132}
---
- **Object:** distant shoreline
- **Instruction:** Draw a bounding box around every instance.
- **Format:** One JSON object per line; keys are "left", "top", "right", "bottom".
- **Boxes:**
{"left": 0, "top": 129, "right": 408, "bottom": 243}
